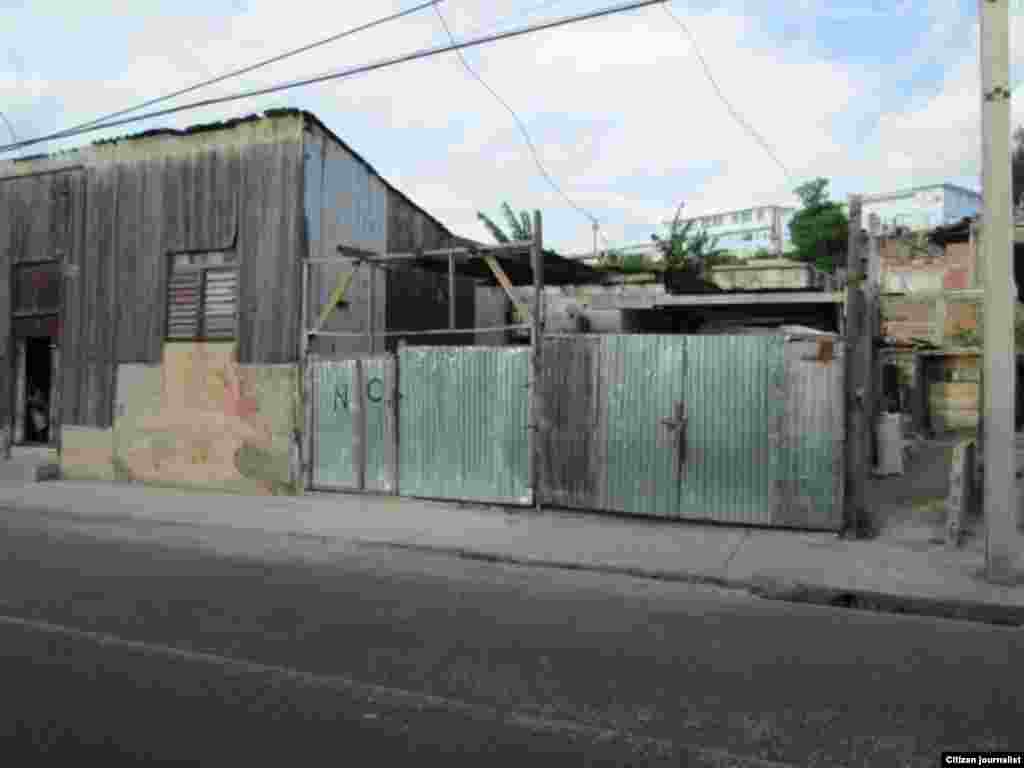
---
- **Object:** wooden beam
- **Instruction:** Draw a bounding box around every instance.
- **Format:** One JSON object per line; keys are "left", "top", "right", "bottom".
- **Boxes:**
{"left": 313, "top": 264, "right": 358, "bottom": 332}
{"left": 448, "top": 251, "right": 456, "bottom": 330}
{"left": 483, "top": 254, "right": 531, "bottom": 322}
{"left": 367, "top": 241, "right": 535, "bottom": 263}
{"left": 530, "top": 211, "right": 545, "bottom": 512}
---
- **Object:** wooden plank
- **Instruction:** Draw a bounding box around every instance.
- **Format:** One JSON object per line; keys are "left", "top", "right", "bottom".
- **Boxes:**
{"left": 537, "top": 336, "right": 600, "bottom": 509}
{"left": 483, "top": 254, "right": 531, "bottom": 322}
{"left": 0, "top": 179, "right": 9, "bottom": 434}
{"left": 314, "top": 267, "right": 358, "bottom": 331}
{"left": 114, "top": 162, "right": 141, "bottom": 362}
{"left": 530, "top": 212, "right": 544, "bottom": 510}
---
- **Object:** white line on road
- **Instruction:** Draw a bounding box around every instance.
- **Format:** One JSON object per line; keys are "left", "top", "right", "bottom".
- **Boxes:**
{"left": 0, "top": 611, "right": 797, "bottom": 767}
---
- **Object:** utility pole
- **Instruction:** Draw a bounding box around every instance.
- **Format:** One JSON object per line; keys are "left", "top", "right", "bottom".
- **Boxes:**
{"left": 844, "top": 195, "right": 872, "bottom": 537}
{"left": 979, "top": 0, "right": 1017, "bottom": 583}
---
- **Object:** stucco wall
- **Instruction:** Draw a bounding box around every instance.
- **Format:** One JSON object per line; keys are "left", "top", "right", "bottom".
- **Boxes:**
{"left": 61, "top": 426, "right": 116, "bottom": 481}
{"left": 112, "top": 343, "right": 298, "bottom": 495}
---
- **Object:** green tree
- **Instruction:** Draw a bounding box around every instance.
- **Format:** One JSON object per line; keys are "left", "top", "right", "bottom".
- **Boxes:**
{"left": 1013, "top": 125, "right": 1024, "bottom": 208}
{"left": 650, "top": 202, "right": 731, "bottom": 273}
{"left": 788, "top": 178, "right": 848, "bottom": 273}
{"left": 476, "top": 202, "right": 532, "bottom": 244}
{"left": 599, "top": 249, "right": 655, "bottom": 273}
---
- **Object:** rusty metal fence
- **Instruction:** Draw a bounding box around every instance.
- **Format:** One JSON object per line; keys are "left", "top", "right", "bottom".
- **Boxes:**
{"left": 310, "top": 333, "right": 844, "bottom": 529}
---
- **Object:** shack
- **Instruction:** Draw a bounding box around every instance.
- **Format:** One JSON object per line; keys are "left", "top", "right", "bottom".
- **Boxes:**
{"left": 0, "top": 109, "right": 508, "bottom": 490}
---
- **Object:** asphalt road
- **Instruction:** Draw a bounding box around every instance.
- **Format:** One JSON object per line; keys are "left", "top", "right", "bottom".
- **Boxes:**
{"left": 0, "top": 503, "right": 1021, "bottom": 767}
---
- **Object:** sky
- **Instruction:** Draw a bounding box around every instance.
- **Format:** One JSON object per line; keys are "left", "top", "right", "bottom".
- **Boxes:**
{"left": 1, "top": 0, "right": 1022, "bottom": 255}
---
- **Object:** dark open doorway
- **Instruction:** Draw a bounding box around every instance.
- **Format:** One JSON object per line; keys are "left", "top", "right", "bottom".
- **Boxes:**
{"left": 22, "top": 337, "right": 53, "bottom": 445}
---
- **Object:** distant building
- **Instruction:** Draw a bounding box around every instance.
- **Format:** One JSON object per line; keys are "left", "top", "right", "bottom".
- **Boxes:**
{"left": 685, "top": 205, "right": 796, "bottom": 258}
{"left": 859, "top": 184, "right": 981, "bottom": 233}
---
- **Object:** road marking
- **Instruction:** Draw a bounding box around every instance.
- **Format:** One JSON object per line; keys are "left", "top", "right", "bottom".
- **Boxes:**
{"left": 0, "top": 611, "right": 797, "bottom": 767}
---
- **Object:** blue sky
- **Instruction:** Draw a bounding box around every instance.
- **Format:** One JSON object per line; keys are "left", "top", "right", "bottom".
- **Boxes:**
{"left": 1, "top": 0, "right": 1021, "bottom": 253}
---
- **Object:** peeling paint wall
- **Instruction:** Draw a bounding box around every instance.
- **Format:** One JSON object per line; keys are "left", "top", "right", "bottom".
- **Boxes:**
{"left": 112, "top": 343, "right": 298, "bottom": 495}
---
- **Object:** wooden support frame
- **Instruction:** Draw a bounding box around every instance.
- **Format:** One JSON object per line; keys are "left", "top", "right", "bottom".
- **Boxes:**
{"left": 483, "top": 254, "right": 531, "bottom": 323}
{"left": 313, "top": 262, "right": 359, "bottom": 333}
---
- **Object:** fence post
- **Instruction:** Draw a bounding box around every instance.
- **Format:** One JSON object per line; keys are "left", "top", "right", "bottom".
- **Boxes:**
{"left": 531, "top": 211, "right": 545, "bottom": 511}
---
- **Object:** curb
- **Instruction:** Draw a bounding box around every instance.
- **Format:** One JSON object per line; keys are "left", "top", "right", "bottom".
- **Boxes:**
{"left": 366, "top": 541, "right": 1024, "bottom": 628}
{"left": 4, "top": 498, "right": 1024, "bottom": 629}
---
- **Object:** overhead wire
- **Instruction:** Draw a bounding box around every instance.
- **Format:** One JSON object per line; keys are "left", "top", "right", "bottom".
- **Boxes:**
{"left": 0, "top": 0, "right": 444, "bottom": 154}
{"left": 663, "top": 3, "right": 791, "bottom": 182}
{"left": 0, "top": 0, "right": 666, "bottom": 156}
{"left": 0, "top": 111, "right": 15, "bottom": 142}
{"left": 432, "top": 4, "right": 600, "bottom": 228}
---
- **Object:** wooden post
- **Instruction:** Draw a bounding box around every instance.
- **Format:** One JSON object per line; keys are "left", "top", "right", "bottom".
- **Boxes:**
{"left": 448, "top": 250, "right": 456, "bottom": 331}
{"left": 531, "top": 210, "right": 545, "bottom": 511}
{"left": 299, "top": 259, "right": 311, "bottom": 493}
{"left": 844, "top": 195, "right": 873, "bottom": 537}
{"left": 366, "top": 262, "right": 375, "bottom": 355}
{"left": 979, "top": 0, "right": 1017, "bottom": 582}
{"left": 867, "top": 216, "right": 882, "bottom": 470}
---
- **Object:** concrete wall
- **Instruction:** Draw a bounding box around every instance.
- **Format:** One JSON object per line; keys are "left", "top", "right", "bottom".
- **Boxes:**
{"left": 110, "top": 342, "right": 298, "bottom": 495}
{"left": 61, "top": 426, "right": 116, "bottom": 482}
{"left": 709, "top": 260, "right": 815, "bottom": 290}
{"left": 924, "top": 354, "right": 980, "bottom": 434}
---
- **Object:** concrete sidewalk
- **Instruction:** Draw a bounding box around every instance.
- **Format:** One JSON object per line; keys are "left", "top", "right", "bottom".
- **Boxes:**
{"left": 1, "top": 479, "right": 1023, "bottom": 626}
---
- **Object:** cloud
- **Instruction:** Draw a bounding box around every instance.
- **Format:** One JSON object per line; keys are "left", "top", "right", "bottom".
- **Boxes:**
{"left": 0, "top": 0, "right": 1014, "bottom": 254}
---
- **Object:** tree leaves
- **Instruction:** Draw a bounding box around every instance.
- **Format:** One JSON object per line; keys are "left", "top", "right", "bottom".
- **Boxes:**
{"left": 789, "top": 177, "right": 848, "bottom": 273}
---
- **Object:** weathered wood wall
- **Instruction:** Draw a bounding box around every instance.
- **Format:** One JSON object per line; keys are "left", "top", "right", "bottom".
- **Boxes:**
{"left": 384, "top": 188, "right": 476, "bottom": 349}
{"left": 1, "top": 115, "right": 306, "bottom": 430}
{"left": 303, "top": 122, "right": 389, "bottom": 358}
{"left": 0, "top": 170, "right": 82, "bottom": 430}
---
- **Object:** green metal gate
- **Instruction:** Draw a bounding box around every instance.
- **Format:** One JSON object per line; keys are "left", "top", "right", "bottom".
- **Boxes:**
{"left": 310, "top": 356, "right": 397, "bottom": 493}
{"left": 601, "top": 335, "right": 687, "bottom": 517}
{"left": 538, "top": 333, "right": 842, "bottom": 529}
{"left": 398, "top": 346, "right": 531, "bottom": 505}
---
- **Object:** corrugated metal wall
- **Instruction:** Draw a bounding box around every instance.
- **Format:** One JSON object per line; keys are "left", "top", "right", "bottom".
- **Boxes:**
{"left": 362, "top": 356, "right": 397, "bottom": 493}
{"left": 774, "top": 337, "right": 845, "bottom": 528}
{"left": 311, "top": 358, "right": 360, "bottom": 490}
{"left": 398, "top": 346, "right": 531, "bottom": 504}
{"left": 309, "top": 355, "right": 397, "bottom": 493}
{"left": 601, "top": 335, "right": 687, "bottom": 518}
{"left": 680, "top": 335, "right": 780, "bottom": 525}
{"left": 538, "top": 333, "right": 842, "bottom": 530}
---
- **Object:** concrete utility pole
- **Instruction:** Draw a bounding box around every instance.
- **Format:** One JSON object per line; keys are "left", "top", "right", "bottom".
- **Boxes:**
{"left": 844, "top": 195, "right": 873, "bottom": 537}
{"left": 979, "top": 0, "right": 1017, "bottom": 583}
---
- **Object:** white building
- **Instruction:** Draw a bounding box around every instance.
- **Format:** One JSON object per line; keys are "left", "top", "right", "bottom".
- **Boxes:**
{"left": 686, "top": 205, "right": 797, "bottom": 258}
{"left": 860, "top": 184, "right": 981, "bottom": 233}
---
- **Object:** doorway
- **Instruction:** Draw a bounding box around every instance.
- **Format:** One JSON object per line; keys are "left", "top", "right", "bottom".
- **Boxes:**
{"left": 16, "top": 337, "right": 55, "bottom": 445}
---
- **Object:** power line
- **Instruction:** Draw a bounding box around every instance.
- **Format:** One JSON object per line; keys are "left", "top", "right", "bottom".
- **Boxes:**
{"left": 2, "top": 1, "right": 442, "bottom": 154}
{"left": 462, "top": 0, "right": 577, "bottom": 38}
{"left": 0, "top": 111, "right": 15, "bottom": 142}
{"left": 432, "top": 4, "right": 599, "bottom": 226}
{"left": 0, "top": 0, "right": 666, "bottom": 156}
{"left": 663, "top": 4, "right": 791, "bottom": 182}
